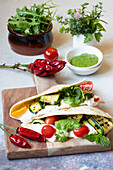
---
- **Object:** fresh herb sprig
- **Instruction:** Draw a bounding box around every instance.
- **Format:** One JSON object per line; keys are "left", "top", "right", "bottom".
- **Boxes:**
{"left": 55, "top": 130, "right": 68, "bottom": 143}
{"left": 84, "top": 134, "right": 110, "bottom": 146}
{"left": 56, "top": 2, "right": 107, "bottom": 43}
{"left": 8, "top": 0, "right": 59, "bottom": 35}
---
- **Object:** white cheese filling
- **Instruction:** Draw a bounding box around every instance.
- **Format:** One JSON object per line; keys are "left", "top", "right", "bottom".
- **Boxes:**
{"left": 82, "top": 95, "right": 100, "bottom": 107}
{"left": 21, "top": 121, "right": 97, "bottom": 142}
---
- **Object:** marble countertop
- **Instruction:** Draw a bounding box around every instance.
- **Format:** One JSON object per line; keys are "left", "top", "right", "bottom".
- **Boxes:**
{"left": 0, "top": 0, "right": 113, "bottom": 169}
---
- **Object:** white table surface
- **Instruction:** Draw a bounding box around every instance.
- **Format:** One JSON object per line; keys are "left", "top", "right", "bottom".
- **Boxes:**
{"left": 0, "top": 0, "right": 113, "bottom": 169}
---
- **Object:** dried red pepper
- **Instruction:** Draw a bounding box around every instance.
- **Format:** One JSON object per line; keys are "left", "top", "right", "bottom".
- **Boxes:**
{"left": 0, "top": 126, "right": 31, "bottom": 148}
{"left": 28, "top": 59, "right": 66, "bottom": 77}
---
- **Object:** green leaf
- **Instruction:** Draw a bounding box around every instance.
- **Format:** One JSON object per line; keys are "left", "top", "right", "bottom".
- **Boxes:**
{"left": 96, "top": 23, "right": 106, "bottom": 31}
{"left": 60, "top": 135, "right": 68, "bottom": 142}
{"left": 84, "top": 134, "right": 110, "bottom": 147}
{"left": 96, "top": 134, "right": 110, "bottom": 147}
{"left": 95, "top": 32, "right": 103, "bottom": 42}
{"left": 93, "top": 19, "right": 100, "bottom": 25}
{"left": 67, "top": 9, "right": 72, "bottom": 15}
{"left": 84, "top": 134, "right": 97, "bottom": 142}
{"left": 61, "top": 86, "right": 85, "bottom": 107}
{"left": 55, "top": 134, "right": 60, "bottom": 140}
{"left": 55, "top": 119, "right": 81, "bottom": 132}
{"left": 63, "top": 97, "right": 81, "bottom": 107}
{"left": 84, "top": 33, "right": 93, "bottom": 43}
{"left": 81, "top": 3, "right": 89, "bottom": 7}
{"left": 59, "top": 26, "right": 65, "bottom": 34}
{"left": 8, "top": 2, "right": 59, "bottom": 35}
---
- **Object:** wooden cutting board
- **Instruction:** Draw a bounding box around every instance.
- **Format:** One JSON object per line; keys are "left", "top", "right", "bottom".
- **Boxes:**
{"left": 2, "top": 75, "right": 111, "bottom": 160}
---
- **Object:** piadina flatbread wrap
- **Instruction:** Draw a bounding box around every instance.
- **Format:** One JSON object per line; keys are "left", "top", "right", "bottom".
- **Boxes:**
{"left": 9, "top": 79, "right": 113, "bottom": 145}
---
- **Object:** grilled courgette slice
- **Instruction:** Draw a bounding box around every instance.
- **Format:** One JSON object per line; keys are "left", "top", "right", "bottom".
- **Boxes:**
{"left": 67, "top": 114, "right": 83, "bottom": 120}
{"left": 29, "top": 101, "right": 44, "bottom": 114}
{"left": 39, "top": 93, "right": 60, "bottom": 105}
{"left": 87, "top": 115, "right": 113, "bottom": 135}
{"left": 32, "top": 119, "right": 45, "bottom": 124}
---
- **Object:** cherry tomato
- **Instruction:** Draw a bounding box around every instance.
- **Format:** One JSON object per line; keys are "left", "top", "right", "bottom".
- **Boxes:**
{"left": 79, "top": 81, "right": 93, "bottom": 91}
{"left": 41, "top": 125, "right": 56, "bottom": 138}
{"left": 44, "top": 47, "right": 58, "bottom": 61}
{"left": 73, "top": 125, "right": 89, "bottom": 138}
{"left": 45, "top": 116, "right": 61, "bottom": 125}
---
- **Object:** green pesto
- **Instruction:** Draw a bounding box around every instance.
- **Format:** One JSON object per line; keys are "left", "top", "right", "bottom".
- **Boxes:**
{"left": 70, "top": 53, "right": 98, "bottom": 67}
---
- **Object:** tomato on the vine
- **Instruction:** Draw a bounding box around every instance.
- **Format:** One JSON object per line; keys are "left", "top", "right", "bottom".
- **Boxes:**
{"left": 73, "top": 125, "right": 89, "bottom": 138}
{"left": 79, "top": 81, "right": 93, "bottom": 91}
{"left": 45, "top": 116, "right": 61, "bottom": 125}
{"left": 44, "top": 47, "right": 58, "bottom": 61}
{"left": 41, "top": 125, "right": 56, "bottom": 138}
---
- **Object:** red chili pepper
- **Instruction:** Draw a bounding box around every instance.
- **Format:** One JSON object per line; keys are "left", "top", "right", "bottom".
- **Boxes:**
{"left": 10, "top": 134, "right": 31, "bottom": 148}
{"left": 0, "top": 123, "right": 46, "bottom": 142}
{"left": 34, "top": 59, "right": 50, "bottom": 65}
{"left": 50, "top": 60, "right": 66, "bottom": 66}
{"left": 32, "top": 65, "right": 45, "bottom": 75}
{"left": 45, "top": 65, "right": 53, "bottom": 72}
{"left": 17, "top": 127, "right": 46, "bottom": 142}
{"left": 0, "top": 125, "right": 31, "bottom": 148}
{"left": 37, "top": 71, "right": 48, "bottom": 77}
{"left": 28, "top": 59, "right": 66, "bottom": 77}
{"left": 28, "top": 63, "right": 34, "bottom": 72}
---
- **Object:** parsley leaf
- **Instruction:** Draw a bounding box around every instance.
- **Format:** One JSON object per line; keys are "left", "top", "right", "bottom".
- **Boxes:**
{"left": 55, "top": 131, "right": 68, "bottom": 142}
{"left": 84, "top": 134, "right": 110, "bottom": 147}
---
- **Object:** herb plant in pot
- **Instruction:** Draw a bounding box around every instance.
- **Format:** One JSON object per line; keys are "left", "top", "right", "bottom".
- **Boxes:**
{"left": 8, "top": 1, "right": 58, "bottom": 56}
{"left": 56, "top": 2, "right": 107, "bottom": 47}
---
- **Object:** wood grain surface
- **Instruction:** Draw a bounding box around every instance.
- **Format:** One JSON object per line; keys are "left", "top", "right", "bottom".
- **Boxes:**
{"left": 2, "top": 76, "right": 112, "bottom": 160}
{"left": 32, "top": 74, "right": 58, "bottom": 93}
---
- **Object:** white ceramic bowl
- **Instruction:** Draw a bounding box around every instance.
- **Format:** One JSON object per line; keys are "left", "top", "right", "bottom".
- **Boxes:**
{"left": 65, "top": 46, "right": 103, "bottom": 75}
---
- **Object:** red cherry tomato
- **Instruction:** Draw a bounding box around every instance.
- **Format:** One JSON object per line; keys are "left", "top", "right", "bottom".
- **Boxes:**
{"left": 45, "top": 116, "right": 61, "bottom": 125}
{"left": 73, "top": 125, "right": 89, "bottom": 138}
{"left": 44, "top": 47, "right": 58, "bottom": 61}
{"left": 41, "top": 125, "right": 56, "bottom": 138}
{"left": 79, "top": 81, "right": 93, "bottom": 91}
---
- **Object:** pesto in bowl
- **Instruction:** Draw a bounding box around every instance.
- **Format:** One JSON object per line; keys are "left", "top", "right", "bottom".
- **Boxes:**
{"left": 70, "top": 53, "right": 99, "bottom": 68}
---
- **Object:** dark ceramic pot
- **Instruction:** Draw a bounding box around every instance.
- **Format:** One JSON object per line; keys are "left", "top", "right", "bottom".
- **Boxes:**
{"left": 8, "top": 23, "right": 53, "bottom": 56}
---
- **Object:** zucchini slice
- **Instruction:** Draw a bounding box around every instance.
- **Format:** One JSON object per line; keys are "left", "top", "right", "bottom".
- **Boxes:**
{"left": 32, "top": 119, "right": 45, "bottom": 124}
{"left": 29, "top": 101, "right": 44, "bottom": 114}
{"left": 39, "top": 93, "right": 60, "bottom": 105}
{"left": 87, "top": 115, "right": 113, "bottom": 135}
{"left": 87, "top": 116, "right": 104, "bottom": 135}
{"left": 67, "top": 114, "right": 83, "bottom": 120}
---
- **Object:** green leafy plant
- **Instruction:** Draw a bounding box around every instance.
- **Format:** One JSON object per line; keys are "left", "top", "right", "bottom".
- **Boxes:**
{"left": 61, "top": 86, "right": 85, "bottom": 107}
{"left": 56, "top": 2, "right": 107, "bottom": 43}
{"left": 84, "top": 134, "right": 110, "bottom": 146}
{"left": 8, "top": 0, "right": 59, "bottom": 35}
